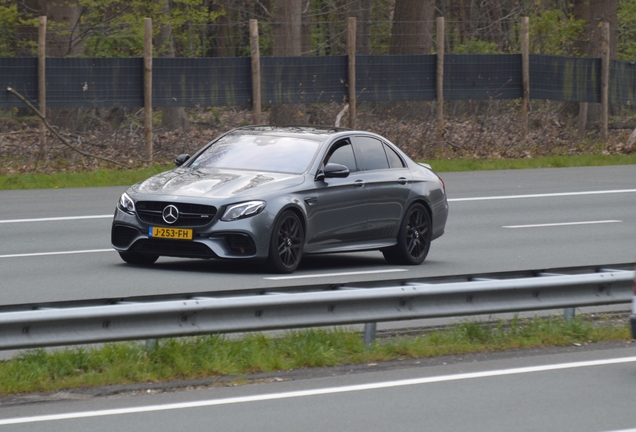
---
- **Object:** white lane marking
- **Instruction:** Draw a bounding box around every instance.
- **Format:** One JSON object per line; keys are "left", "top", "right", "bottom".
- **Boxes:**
{"left": 1, "top": 356, "right": 635, "bottom": 426}
{"left": 448, "top": 189, "right": 636, "bottom": 202}
{"left": 264, "top": 269, "right": 408, "bottom": 280}
{"left": 0, "top": 249, "right": 114, "bottom": 259}
{"left": 0, "top": 215, "right": 111, "bottom": 224}
{"left": 503, "top": 220, "right": 623, "bottom": 229}
{"left": 0, "top": 189, "right": 634, "bottom": 223}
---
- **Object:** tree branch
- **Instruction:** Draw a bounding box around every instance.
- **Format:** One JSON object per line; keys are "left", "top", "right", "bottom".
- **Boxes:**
{"left": 7, "top": 86, "right": 126, "bottom": 167}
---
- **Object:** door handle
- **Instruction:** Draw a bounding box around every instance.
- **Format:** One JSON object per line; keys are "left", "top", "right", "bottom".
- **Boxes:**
{"left": 397, "top": 177, "right": 408, "bottom": 185}
{"left": 354, "top": 179, "right": 365, "bottom": 188}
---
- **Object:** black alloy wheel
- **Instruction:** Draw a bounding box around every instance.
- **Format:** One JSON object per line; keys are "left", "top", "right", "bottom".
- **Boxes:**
{"left": 382, "top": 203, "right": 431, "bottom": 265}
{"left": 118, "top": 251, "right": 159, "bottom": 265}
{"left": 268, "top": 211, "right": 304, "bottom": 273}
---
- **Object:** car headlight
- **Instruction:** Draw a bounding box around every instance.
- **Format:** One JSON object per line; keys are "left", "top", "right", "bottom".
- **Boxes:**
{"left": 221, "top": 201, "right": 266, "bottom": 221}
{"left": 118, "top": 192, "right": 136, "bottom": 214}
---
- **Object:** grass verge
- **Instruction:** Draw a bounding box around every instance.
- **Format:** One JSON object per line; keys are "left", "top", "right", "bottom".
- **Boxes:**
{"left": 0, "top": 315, "right": 629, "bottom": 396}
{"left": 427, "top": 153, "right": 636, "bottom": 172}
{"left": 0, "top": 154, "right": 634, "bottom": 190}
{"left": 0, "top": 165, "right": 172, "bottom": 191}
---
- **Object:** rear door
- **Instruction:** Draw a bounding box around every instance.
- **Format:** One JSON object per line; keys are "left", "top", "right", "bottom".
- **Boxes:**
{"left": 351, "top": 136, "right": 412, "bottom": 240}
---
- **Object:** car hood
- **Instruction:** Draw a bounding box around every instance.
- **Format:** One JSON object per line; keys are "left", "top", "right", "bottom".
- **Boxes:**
{"left": 131, "top": 167, "right": 305, "bottom": 199}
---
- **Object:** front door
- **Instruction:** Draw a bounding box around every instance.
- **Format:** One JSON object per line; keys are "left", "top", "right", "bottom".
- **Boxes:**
{"left": 304, "top": 139, "right": 369, "bottom": 250}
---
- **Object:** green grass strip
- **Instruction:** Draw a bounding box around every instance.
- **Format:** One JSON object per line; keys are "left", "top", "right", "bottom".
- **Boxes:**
{"left": 0, "top": 165, "right": 172, "bottom": 191}
{"left": 0, "top": 316, "right": 629, "bottom": 395}
{"left": 0, "top": 154, "right": 634, "bottom": 190}
{"left": 428, "top": 154, "right": 636, "bottom": 172}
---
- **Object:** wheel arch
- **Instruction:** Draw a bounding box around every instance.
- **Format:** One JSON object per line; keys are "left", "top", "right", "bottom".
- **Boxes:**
{"left": 408, "top": 198, "right": 434, "bottom": 226}
{"left": 272, "top": 203, "right": 308, "bottom": 239}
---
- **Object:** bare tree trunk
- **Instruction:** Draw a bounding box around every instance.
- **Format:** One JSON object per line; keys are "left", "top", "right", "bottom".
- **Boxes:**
{"left": 17, "top": 0, "right": 42, "bottom": 55}
{"left": 389, "top": 0, "right": 435, "bottom": 55}
{"left": 301, "top": 0, "right": 312, "bottom": 55}
{"left": 156, "top": 0, "right": 190, "bottom": 131}
{"left": 386, "top": 0, "right": 435, "bottom": 121}
{"left": 349, "top": 0, "right": 371, "bottom": 55}
{"left": 18, "top": 0, "right": 83, "bottom": 56}
{"left": 270, "top": 0, "right": 303, "bottom": 125}
{"left": 573, "top": 0, "right": 617, "bottom": 129}
{"left": 19, "top": 0, "right": 85, "bottom": 130}
{"left": 273, "top": 0, "right": 302, "bottom": 56}
{"left": 46, "top": 0, "right": 83, "bottom": 56}
{"left": 212, "top": 0, "right": 235, "bottom": 57}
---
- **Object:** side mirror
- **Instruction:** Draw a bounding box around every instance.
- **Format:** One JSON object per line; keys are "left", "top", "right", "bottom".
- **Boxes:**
{"left": 175, "top": 154, "right": 190, "bottom": 167}
{"left": 316, "top": 163, "right": 350, "bottom": 181}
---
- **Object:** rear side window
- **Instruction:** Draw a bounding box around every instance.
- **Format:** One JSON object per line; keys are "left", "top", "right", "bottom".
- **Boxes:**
{"left": 355, "top": 136, "right": 389, "bottom": 170}
{"left": 384, "top": 143, "right": 405, "bottom": 168}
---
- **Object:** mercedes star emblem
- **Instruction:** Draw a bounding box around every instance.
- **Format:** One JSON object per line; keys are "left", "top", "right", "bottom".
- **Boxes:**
{"left": 162, "top": 205, "right": 179, "bottom": 224}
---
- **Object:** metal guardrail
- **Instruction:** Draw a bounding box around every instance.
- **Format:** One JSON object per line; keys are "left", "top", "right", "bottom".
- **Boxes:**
{"left": 0, "top": 264, "right": 633, "bottom": 350}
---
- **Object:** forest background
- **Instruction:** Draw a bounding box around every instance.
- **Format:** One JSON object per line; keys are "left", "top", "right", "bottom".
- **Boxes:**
{"left": 1, "top": 0, "right": 635, "bottom": 173}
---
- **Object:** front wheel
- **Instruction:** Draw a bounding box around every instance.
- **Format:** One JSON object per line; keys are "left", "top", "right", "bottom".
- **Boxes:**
{"left": 382, "top": 203, "right": 431, "bottom": 265}
{"left": 118, "top": 251, "right": 159, "bottom": 265}
{"left": 267, "top": 211, "right": 304, "bottom": 274}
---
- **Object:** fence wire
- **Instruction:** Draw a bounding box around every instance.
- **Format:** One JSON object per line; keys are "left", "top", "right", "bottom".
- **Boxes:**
{"left": 0, "top": 18, "right": 622, "bottom": 58}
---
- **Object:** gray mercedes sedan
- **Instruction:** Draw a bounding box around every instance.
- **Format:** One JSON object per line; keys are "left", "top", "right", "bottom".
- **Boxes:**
{"left": 111, "top": 126, "right": 448, "bottom": 273}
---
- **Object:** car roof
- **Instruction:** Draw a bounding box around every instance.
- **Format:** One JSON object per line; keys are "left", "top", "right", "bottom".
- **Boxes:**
{"left": 231, "top": 125, "right": 353, "bottom": 141}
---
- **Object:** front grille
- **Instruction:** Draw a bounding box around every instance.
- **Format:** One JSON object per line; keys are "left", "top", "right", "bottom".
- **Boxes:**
{"left": 111, "top": 225, "right": 140, "bottom": 248}
{"left": 133, "top": 239, "right": 216, "bottom": 258}
{"left": 136, "top": 201, "right": 217, "bottom": 227}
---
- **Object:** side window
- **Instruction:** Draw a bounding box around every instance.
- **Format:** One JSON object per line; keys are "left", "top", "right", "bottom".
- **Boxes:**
{"left": 355, "top": 137, "right": 389, "bottom": 171}
{"left": 384, "top": 143, "right": 405, "bottom": 168}
{"left": 324, "top": 140, "right": 357, "bottom": 172}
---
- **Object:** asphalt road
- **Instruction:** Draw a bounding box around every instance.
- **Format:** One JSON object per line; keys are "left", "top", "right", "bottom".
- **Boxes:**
{"left": 1, "top": 344, "right": 636, "bottom": 431}
{"left": 0, "top": 165, "right": 635, "bottom": 430}
{"left": 0, "top": 165, "right": 634, "bottom": 306}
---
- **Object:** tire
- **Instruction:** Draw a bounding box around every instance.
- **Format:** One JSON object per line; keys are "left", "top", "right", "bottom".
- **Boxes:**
{"left": 118, "top": 251, "right": 159, "bottom": 265}
{"left": 267, "top": 210, "right": 304, "bottom": 274}
{"left": 382, "top": 203, "right": 431, "bottom": 265}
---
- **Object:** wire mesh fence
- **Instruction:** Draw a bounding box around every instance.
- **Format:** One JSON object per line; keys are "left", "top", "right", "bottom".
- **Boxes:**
{"left": 0, "top": 17, "right": 622, "bottom": 58}
{"left": 1, "top": 16, "right": 634, "bottom": 172}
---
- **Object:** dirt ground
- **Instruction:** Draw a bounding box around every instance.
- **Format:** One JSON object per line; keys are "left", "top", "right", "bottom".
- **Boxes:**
{"left": 1, "top": 101, "right": 634, "bottom": 175}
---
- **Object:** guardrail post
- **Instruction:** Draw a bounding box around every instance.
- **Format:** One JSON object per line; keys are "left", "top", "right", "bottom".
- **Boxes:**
{"left": 0, "top": 267, "right": 632, "bottom": 351}
{"left": 564, "top": 307, "right": 575, "bottom": 321}
{"left": 146, "top": 338, "right": 158, "bottom": 351}
{"left": 364, "top": 322, "right": 376, "bottom": 348}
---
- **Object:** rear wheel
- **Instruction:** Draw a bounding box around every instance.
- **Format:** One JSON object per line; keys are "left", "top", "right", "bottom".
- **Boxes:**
{"left": 382, "top": 203, "right": 431, "bottom": 265}
{"left": 267, "top": 211, "right": 304, "bottom": 273}
{"left": 118, "top": 251, "right": 159, "bottom": 265}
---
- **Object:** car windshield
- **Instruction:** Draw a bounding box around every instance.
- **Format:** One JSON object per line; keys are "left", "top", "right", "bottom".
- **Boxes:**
{"left": 189, "top": 132, "right": 322, "bottom": 174}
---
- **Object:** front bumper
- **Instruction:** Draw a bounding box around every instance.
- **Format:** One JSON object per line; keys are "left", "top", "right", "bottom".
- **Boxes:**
{"left": 111, "top": 206, "right": 275, "bottom": 260}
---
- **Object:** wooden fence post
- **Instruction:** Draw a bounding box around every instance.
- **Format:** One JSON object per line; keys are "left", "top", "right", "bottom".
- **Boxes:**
{"left": 436, "top": 17, "right": 445, "bottom": 137}
{"left": 38, "top": 16, "right": 46, "bottom": 160}
{"left": 601, "top": 21, "right": 609, "bottom": 141}
{"left": 578, "top": 103, "right": 588, "bottom": 138}
{"left": 250, "top": 19, "right": 262, "bottom": 125}
{"left": 144, "top": 18, "right": 153, "bottom": 161}
{"left": 347, "top": 17, "right": 357, "bottom": 129}
{"left": 521, "top": 17, "right": 529, "bottom": 136}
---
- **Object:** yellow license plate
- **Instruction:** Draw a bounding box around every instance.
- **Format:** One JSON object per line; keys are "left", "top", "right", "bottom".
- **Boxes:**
{"left": 149, "top": 226, "right": 193, "bottom": 240}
